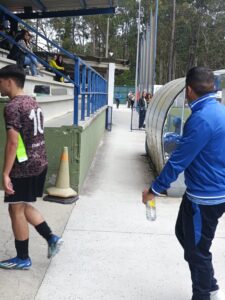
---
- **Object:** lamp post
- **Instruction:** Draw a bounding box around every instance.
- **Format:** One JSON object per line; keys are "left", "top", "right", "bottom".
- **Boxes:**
{"left": 135, "top": 0, "right": 141, "bottom": 102}
{"left": 105, "top": 17, "right": 110, "bottom": 58}
{"left": 152, "top": 0, "right": 159, "bottom": 95}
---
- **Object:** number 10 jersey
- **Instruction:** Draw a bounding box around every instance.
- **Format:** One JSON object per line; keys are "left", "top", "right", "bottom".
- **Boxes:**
{"left": 4, "top": 95, "right": 48, "bottom": 178}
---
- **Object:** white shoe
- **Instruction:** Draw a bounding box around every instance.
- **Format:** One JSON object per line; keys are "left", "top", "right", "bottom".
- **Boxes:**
{"left": 210, "top": 290, "right": 225, "bottom": 300}
{"left": 37, "top": 64, "right": 45, "bottom": 70}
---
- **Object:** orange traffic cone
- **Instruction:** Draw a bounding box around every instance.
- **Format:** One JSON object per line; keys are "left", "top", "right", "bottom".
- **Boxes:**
{"left": 43, "top": 147, "right": 78, "bottom": 204}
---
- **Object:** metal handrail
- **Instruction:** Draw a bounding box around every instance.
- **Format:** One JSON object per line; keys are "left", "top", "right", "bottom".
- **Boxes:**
{"left": 0, "top": 4, "right": 108, "bottom": 126}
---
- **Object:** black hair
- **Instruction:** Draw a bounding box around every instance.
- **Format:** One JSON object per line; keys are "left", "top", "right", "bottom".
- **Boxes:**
{"left": 56, "top": 54, "right": 63, "bottom": 66}
{"left": 186, "top": 67, "right": 215, "bottom": 97}
{"left": 0, "top": 65, "right": 26, "bottom": 88}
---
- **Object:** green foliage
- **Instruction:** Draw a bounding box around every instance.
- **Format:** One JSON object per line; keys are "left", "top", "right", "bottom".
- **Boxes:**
{"left": 115, "top": 70, "right": 135, "bottom": 86}
{"left": 31, "top": 0, "right": 225, "bottom": 85}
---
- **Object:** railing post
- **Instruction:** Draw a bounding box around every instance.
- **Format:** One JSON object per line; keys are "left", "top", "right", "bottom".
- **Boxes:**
{"left": 102, "top": 81, "right": 106, "bottom": 105}
{"left": 74, "top": 58, "right": 80, "bottom": 126}
{"left": 96, "top": 75, "right": 99, "bottom": 110}
{"left": 81, "top": 64, "right": 86, "bottom": 121}
{"left": 100, "top": 80, "right": 103, "bottom": 107}
{"left": 105, "top": 81, "right": 108, "bottom": 105}
{"left": 91, "top": 73, "right": 95, "bottom": 114}
{"left": 94, "top": 74, "right": 97, "bottom": 112}
{"left": 87, "top": 69, "right": 91, "bottom": 117}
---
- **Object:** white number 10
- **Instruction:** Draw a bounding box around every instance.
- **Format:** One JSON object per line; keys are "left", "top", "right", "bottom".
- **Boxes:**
{"left": 29, "top": 108, "right": 44, "bottom": 136}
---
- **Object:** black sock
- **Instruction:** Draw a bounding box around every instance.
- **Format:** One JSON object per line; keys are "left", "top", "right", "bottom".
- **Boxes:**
{"left": 35, "top": 221, "right": 52, "bottom": 241}
{"left": 15, "top": 239, "right": 29, "bottom": 260}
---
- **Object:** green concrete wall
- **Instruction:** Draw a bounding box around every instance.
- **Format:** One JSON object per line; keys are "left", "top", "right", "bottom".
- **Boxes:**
{"left": 44, "top": 126, "right": 80, "bottom": 192}
{"left": 45, "top": 109, "right": 106, "bottom": 193}
{"left": 79, "top": 111, "right": 106, "bottom": 189}
{"left": 0, "top": 99, "right": 106, "bottom": 194}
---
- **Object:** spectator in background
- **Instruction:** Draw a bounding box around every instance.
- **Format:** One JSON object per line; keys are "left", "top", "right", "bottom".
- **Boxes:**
{"left": 49, "top": 54, "right": 64, "bottom": 81}
{"left": 9, "top": 29, "right": 41, "bottom": 76}
{"left": 127, "top": 91, "right": 135, "bottom": 109}
{"left": 49, "top": 54, "right": 69, "bottom": 82}
{"left": 8, "top": 30, "right": 27, "bottom": 68}
{"left": 0, "top": 25, "right": 11, "bottom": 51}
{"left": 146, "top": 93, "right": 152, "bottom": 107}
{"left": 127, "top": 91, "right": 132, "bottom": 108}
{"left": 56, "top": 54, "right": 68, "bottom": 82}
{"left": 18, "top": 30, "right": 42, "bottom": 75}
{"left": 138, "top": 91, "right": 147, "bottom": 128}
{"left": 115, "top": 94, "right": 121, "bottom": 109}
{"left": 130, "top": 93, "right": 135, "bottom": 109}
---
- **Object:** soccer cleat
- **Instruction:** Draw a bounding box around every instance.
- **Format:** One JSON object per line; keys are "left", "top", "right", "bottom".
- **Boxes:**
{"left": 0, "top": 256, "right": 32, "bottom": 270}
{"left": 47, "top": 234, "right": 63, "bottom": 259}
{"left": 210, "top": 290, "right": 225, "bottom": 300}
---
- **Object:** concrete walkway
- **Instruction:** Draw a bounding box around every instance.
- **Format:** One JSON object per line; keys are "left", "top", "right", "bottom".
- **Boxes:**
{"left": 1, "top": 105, "right": 225, "bottom": 300}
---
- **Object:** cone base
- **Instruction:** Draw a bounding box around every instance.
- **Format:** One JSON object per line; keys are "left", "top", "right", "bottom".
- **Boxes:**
{"left": 46, "top": 186, "right": 77, "bottom": 198}
{"left": 43, "top": 194, "right": 79, "bottom": 204}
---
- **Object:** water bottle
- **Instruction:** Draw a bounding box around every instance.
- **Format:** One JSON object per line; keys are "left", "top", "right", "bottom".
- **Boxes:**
{"left": 146, "top": 199, "right": 156, "bottom": 221}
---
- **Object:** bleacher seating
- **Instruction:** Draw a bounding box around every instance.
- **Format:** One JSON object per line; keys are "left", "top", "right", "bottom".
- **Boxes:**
{"left": 0, "top": 46, "right": 75, "bottom": 122}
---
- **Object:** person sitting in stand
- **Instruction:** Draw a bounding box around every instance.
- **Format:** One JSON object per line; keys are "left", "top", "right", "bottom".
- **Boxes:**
{"left": 0, "top": 25, "right": 11, "bottom": 51}
{"left": 18, "top": 30, "right": 43, "bottom": 76}
{"left": 8, "top": 29, "right": 41, "bottom": 76}
{"left": 56, "top": 55, "right": 69, "bottom": 82}
{"left": 49, "top": 54, "right": 65, "bottom": 82}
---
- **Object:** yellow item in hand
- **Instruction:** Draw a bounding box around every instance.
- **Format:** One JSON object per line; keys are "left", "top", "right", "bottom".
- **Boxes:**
{"left": 16, "top": 134, "right": 28, "bottom": 163}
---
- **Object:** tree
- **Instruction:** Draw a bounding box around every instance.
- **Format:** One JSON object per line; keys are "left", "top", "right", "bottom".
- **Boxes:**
{"left": 26, "top": 0, "right": 225, "bottom": 85}
{"left": 168, "top": 0, "right": 176, "bottom": 81}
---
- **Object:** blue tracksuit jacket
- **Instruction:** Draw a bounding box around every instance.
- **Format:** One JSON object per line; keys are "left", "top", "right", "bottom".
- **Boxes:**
{"left": 151, "top": 93, "right": 225, "bottom": 204}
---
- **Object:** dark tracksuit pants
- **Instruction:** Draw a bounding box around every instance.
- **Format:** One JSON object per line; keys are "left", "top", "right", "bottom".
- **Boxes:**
{"left": 139, "top": 109, "right": 146, "bottom": 128}
{"left": 175, "top": 194, "right": 225, "bottom": 300}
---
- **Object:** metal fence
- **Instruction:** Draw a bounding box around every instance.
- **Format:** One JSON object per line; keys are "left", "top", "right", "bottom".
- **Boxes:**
{"left": 114, "top": 86, "right": 135, "bottom": 105}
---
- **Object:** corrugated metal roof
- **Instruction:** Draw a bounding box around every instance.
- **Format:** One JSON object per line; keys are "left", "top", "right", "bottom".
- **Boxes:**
{"left": 0, "top": 0, "right": 117, "bottom": 14}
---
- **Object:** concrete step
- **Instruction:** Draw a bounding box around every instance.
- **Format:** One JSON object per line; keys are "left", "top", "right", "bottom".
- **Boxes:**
{"left": 0, "top": 94, "right": 74, "bottom": 122}
{"left": 0, "top": 47, "right": 9, "bottom": 58}
{"left": 36, "top": 95, "right": 74, "bottom": 121}
{"left": 0, "top": 53, "right": 55, "bottom": 81}
{"left": 0, "top": 55, "right": 15, "bottom": 67}
{"left": 25, "top": 75, "right": 73, "bottom": 96}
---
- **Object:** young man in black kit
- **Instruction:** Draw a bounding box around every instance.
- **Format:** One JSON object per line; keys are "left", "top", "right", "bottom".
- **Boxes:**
{"left": 0, "top": 65, "right": 62, "bottom": 270}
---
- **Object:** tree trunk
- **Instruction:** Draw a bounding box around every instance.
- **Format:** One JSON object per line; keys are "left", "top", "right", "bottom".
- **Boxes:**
{"left": 168, "top": 0, "right": 176, "bottom": 81}
{"left": 159, "top": 56, "right": 163, "bottom": 84}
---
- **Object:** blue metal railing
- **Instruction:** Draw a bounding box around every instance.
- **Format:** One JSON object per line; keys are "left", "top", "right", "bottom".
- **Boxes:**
{"left": 0, "top": 4, "right": 108, "bottom": 126}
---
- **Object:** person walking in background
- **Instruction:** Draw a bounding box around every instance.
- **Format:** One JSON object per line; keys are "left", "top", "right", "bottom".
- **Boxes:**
{"left": 115, "top": 93, "right": 121, "bottom": 109}
{"left": 142, "top": 67, "right": 225, "bottom": 300}
{"left": 138, "top": 91, "right": 147, "bottom": 128}
{"left": 0, "top": 65, "right": 62, "bottom": 270}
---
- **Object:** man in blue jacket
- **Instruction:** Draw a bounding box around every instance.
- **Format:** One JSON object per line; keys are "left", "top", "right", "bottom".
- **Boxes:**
{"left": 142, "top": 67, "right": 225, "bottom": 300}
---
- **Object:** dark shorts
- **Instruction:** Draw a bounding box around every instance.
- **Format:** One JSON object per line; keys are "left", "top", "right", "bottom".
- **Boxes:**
{"left": 4, "top": 167, "right": 47, "bottom": 203}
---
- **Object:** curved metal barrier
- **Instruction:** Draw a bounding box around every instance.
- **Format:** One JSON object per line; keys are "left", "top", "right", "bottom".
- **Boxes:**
{"left": 145, "top": 71, "right": 225, "bottom": 197}
{"left": 145, "top": 78, "right": 185, "bottom": 173}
